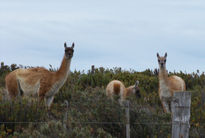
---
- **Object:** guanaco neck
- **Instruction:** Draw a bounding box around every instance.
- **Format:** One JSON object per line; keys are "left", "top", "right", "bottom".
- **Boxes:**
{"left": 56, "top": 55, "right": 72, "bottom": 81}
{"left": 125, "top": 86, "right": 134, "bottom": 97}
{"left": 159, "top": 66, "right": 168, "bottom": 84}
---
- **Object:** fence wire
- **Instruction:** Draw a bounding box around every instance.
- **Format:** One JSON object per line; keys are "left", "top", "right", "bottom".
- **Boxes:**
{"left": 0, "top": 99, "right": 205, "bottom": 137}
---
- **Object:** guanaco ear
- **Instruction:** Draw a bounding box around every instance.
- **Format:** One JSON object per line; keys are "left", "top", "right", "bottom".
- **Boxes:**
{"left": 164, "top": 52, "right": 167, "bottom": 58}
{"left": 71, "top": 42, "right": 75, "bottom": 49}
{"left": 157, "top": 53, "right": 160, "bottom": 58}
{"left": 64, "top": 42, "right": 67, "bottom": 48}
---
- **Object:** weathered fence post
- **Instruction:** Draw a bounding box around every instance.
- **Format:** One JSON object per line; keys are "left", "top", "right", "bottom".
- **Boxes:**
{"left": 171, "top": 92, "right": 191, "bottom": 138}
{"left": 63, "top": 100, "right": 69, "bottom": 129}
{"left": 91, "top": 65, "right": 95, "bottom": 74}
{"left": 125, "top": 100, "right": 130, "bottom": 138}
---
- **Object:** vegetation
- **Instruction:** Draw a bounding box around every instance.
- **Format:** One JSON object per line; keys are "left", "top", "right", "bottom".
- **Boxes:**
{"left": 0, "top": 62, "right": 205, "bottom": 137}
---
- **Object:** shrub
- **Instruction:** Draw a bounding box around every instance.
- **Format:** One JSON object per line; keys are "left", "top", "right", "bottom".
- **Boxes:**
{"left": 0, "top": 63, "right": 205, "bottom": 137}
{"left": 0, "top": 98, "right": 46, "bottom": 135}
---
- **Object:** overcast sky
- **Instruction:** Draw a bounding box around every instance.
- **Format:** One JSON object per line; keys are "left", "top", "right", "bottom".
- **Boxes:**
{"left": 1, "top": 0, "right": 205, "bottom": 73}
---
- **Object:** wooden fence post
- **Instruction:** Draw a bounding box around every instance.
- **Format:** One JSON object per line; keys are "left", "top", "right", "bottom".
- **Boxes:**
{"left": 91, "top": 65, "right": 95, "bottom": 74}
{"left": 63, "top": 100, "right": 69, "bottom": 129}
{"left": 171, "top": 92, "right": 191, "bottom": 138}
{"left": 125, "top": 100, "right": 130, "bottom": 138}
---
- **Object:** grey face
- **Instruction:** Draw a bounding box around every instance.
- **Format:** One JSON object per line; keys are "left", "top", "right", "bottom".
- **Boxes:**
{"left": 64, "top": 42, "right": 74, "bottom": 59}
{"left": 157, "top": 52, "right": 167, "bottom": 68}
{"left": 134, "top": 80, "right": 141, "bottom": 98}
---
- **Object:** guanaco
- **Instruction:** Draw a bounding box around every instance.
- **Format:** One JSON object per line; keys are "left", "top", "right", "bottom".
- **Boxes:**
{"left": 106, "top": 80, "right": 140, "bottom": 104}
{"left": 157, "top": 53, "right": 186, "bottom": 113}
{"left": 5, "top": 42, "right": 75, "bottom": 108}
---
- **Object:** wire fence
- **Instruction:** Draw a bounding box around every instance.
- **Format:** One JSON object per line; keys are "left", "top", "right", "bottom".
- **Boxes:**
{"left": 0, "top": 97, "right": 205, "bottom": 138}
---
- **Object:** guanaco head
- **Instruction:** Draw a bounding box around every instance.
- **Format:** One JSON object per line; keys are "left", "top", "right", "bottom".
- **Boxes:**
{"left": 64, "top": 42, "right": 75, "bottom": 59}
{"left": 157, "top": 52, "right": 167, "bottom": 69}
{"left": 134, "top": 80, "right": 141, "bottom": 98}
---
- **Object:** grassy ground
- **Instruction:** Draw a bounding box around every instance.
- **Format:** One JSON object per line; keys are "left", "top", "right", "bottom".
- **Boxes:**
{"left": 0, "top": 63, "right": 205, "bottom": 137}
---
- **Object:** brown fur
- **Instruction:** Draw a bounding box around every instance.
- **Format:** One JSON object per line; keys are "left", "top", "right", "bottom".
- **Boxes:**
{"left": 113, "top": 83, "right": 121, "bottom": 95}
{"left": 5, "top": 42, "right": 74, "bottom": 108}
{"left": 106, "top": 80, "right": 140, "bottom": 104}
{"left": 168, "top": 76, "right": 186, "bottom": 95}
{"left": 5, "top": 72, "right": 18, "bottom": 98}
{"left": 158, "top": 70, "right": 186, "bottom": 96}
{"left": 6, "top": 57, "right": 69, "bottom": 98}
{"left": 125, "top": 86, "right": 135, "bottom": 97}
{"left": 157, "top": 53, "right": 186, "bottom": 113}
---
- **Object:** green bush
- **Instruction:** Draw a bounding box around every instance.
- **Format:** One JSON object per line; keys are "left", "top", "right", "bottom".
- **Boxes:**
{"left": 0, "top": 63, "right": 205, "bottom": 137}
{"left": 0, "top": 98, "right": 46, "bottom": 136}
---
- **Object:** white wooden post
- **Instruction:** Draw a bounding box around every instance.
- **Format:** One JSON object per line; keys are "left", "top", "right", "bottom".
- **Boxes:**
{"left": 125, "top": 100, "right": 130, "bottom": 138}
{"left": 171, "top": 92, "right": 191, "bottom": 138}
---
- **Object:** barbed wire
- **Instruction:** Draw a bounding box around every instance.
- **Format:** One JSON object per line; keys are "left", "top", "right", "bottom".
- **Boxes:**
{"left": 0, "top": 122, "right": 47, "bottom": 124}
{"left": 0, "top": 121, "right": 205, "bottom": 126}
{"left": 0, "top": 100, "right": 204, "bottom": 128}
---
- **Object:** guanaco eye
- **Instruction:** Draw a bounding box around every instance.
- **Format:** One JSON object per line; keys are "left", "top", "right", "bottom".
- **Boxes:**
{"left": 158, "top": 60, "right": 160, "bottom": 62}
{"left": 164, "top": 60, "right": 166, "bottom": 62}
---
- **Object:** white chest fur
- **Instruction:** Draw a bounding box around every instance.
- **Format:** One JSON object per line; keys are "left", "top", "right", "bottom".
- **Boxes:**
{"left": 17, "top": 77, "right": 40, "bottom": 97}
{"left": 45, "top": 72, "right": 69, "bottom": 97}
{"left": 159, "top": 80, "right": 171, "bottom": 98}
